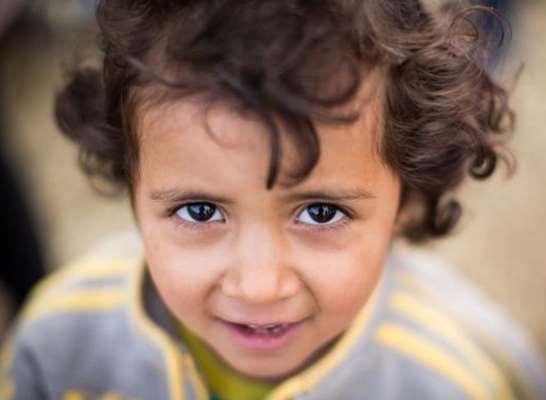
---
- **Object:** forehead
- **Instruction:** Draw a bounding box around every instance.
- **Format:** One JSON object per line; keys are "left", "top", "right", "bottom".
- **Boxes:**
{"left": 135, "top": 71, "right": 388, "bottom": 192}
{"left": 137, "top": 111, "right": 384, "bottom": 197}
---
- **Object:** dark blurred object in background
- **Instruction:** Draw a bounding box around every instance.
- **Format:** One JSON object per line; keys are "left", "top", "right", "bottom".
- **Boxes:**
{"left": 0, "top": 144, "right": 45, "bottom": 310}
{"left": 0, "top": 0, "right": 25, "bottom": 37}
{"left": 0, "top": 1, "right": 46, "bottom": 319}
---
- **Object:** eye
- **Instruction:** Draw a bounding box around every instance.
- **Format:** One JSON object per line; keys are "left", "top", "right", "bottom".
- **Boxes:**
{"left": 175, "top": 203, "right": 224, "bottom": 224}
{"left": 296, "top": 203, "right": 346, "bottom": 225}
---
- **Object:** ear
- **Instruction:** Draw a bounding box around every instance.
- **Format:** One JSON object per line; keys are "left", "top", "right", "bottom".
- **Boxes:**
{"left": 392, "top": 185, "right": 414, "bottom": 236}
{"left": 393, "top": 205, "right": 412, "bottom": 236}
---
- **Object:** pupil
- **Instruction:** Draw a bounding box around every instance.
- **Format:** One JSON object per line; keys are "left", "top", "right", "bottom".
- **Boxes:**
{"left": 308, "top": 204, "right": 336, "bottom": 223}
{"left": 188, "top": 203, "right": 215, "bottom": 222}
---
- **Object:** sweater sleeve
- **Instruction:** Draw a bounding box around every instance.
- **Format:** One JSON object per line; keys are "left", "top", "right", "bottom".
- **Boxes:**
{"left": 1, "top": 328, "right": 47, "bottom": 400}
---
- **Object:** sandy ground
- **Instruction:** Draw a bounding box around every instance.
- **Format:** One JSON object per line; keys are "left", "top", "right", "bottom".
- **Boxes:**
{"left": 0, "top": 2, "right": 545, "bottom": 357}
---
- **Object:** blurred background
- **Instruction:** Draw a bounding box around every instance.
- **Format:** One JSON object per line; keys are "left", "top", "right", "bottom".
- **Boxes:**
{"left": 0, "top": 0, "right": 544, "bottom": 359}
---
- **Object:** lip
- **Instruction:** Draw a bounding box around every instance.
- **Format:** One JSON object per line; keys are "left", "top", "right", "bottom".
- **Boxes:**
{"left": 218, "top": 318, "right": 306, "bottom": 351}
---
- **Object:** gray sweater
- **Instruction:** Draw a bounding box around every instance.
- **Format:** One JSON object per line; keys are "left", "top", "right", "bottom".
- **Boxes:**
{"left": 2, "top": 236, "right": 545, "bottom": 400}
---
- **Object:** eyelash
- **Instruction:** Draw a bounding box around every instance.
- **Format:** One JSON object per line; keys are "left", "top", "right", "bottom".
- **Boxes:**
{"left": 167, "top": 203, "right": 223, "bottom": 231}
{"left": 168, "top": 202, "right": 352, "bottom": 232}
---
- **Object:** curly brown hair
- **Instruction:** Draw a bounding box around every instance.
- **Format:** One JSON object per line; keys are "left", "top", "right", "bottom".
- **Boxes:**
{"left": 54, "top": 0, "right": 513, "bottom": 242}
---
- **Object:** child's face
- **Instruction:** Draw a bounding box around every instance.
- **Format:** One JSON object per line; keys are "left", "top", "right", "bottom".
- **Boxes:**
{"left": 134, "top": 90, "right": 401, "bottom": 380}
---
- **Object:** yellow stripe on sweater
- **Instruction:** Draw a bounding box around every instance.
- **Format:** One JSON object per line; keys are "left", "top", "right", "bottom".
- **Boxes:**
{"left": 21, "top": 289, "right": 125, "bottom": 323}
{"left": 376, "top": 323, "right": 491, "bottom": 400}
{"left": 267, "top": 279, "right": 382, "bottom": 400}
{"left": 395, "top": 269, "right": 535, "bottom": 399}
{"left": 29, "top": 259, "right": 131, "bottom": 300}
{"left": 390, "top": 292, "right": 513, "bottom": 399}
{"left": 17, "top": 258, "right": 134, "bottom": 326}
{"left": 128, "top": 262, "right": 189, "bottom": 400}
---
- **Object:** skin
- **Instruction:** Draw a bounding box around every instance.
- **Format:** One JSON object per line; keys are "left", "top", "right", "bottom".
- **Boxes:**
{"left": 133, "top": 84, "right": 401, "bottom": 381}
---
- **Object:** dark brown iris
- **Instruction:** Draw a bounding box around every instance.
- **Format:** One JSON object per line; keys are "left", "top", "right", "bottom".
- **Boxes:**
{"left": 307, "top": 204, "right": 337, "bottom": 223}
{"left": 187, "top": 203, "right": 216, "bottom": 222}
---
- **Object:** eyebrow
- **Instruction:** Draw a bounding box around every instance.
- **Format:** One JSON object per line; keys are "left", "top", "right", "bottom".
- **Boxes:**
{"left": 150, "top": 187, "right": 375, "bottom": 204}
{"left": 282, "top": 188, "right": 375, "bottom": 202}
{"left": 150, "top": 189, "right": 234, "bottom": 205}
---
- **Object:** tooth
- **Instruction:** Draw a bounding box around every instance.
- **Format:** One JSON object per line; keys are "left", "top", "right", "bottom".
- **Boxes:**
{"left": 273, "top": 324, "right": 287, "bottom": 334}
{"left": 243, "top": 323, "right": 290, "bottom": 335}
{"left": 248, "top": 323, "right": 276, "bottom": 329}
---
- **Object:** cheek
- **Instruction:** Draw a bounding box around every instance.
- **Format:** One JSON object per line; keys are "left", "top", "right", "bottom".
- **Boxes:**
{"left": 317, "top": 250, "right": 382, "bottom": 310}
{"left": 142, "top": 229, "right": 224, "bottom": 321}
{"left": 303, "top": 227, "right": 390, "bottom": 324}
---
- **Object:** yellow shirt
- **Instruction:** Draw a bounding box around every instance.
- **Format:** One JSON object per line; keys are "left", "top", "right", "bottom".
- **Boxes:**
{"left": 179, "top": 325, "right": 275, "bottom": 400}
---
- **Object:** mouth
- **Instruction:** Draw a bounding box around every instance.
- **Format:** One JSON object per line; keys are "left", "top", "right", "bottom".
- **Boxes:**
{"left": 219, "top": 319, "right": 306, "bottom": 351}
{"left": 233, "top": 322, "right": 293, "bottom": 336}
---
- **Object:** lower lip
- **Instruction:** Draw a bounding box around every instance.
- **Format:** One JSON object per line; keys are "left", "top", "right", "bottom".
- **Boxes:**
{"left": 221, "top": 320, "right": 304, "bottom": 351}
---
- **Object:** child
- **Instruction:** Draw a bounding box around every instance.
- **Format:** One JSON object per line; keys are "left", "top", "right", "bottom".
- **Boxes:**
{"left": 2, "top": 0, "right": 545, "bottom": 399}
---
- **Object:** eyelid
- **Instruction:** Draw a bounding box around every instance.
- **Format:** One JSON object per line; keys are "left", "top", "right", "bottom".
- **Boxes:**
{"left": 170, "top": 202, "right": 226, "bottom": 224}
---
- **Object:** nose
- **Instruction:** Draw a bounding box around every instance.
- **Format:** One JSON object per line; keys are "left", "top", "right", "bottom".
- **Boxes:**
{"left": 220, "top": 225, "right": 301, "bottom": 304}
